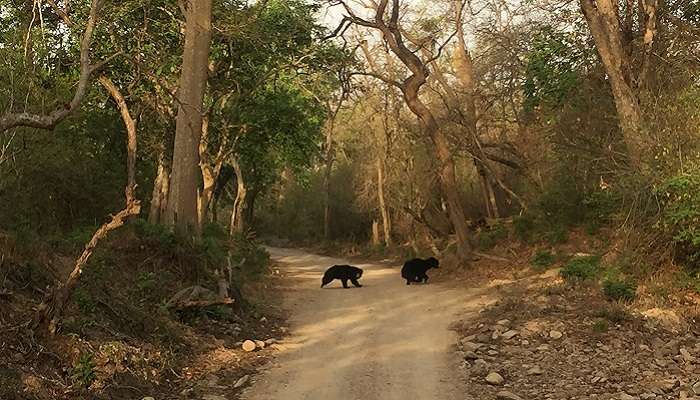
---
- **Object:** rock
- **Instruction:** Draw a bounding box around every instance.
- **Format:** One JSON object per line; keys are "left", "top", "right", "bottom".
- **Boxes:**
{"left": 536, "top": 344, "right": 550, "bottom": 352}
{"left": 141, "top": 398, "right": 155, "bottom": 400}
{"left": 496, "top": 391, "right": 524, "bottom": 400}
{"left": 681, "top": 348, "right": 696, "bottom": 363}
{"left": 640, "top": 394, "right": 656, "bottom": 399}
{"left": 255, "top": 340, "right": 266, "bottom": 349}
{"left": 618, "top": 393, "right": 637, "bottom": 400}
{"left": 476, "top": 333, "right": 491, "bottom": 343}
{"left": 487, "top": 350, "right": 499, "bottom": 356}
{"left": 497, "top": 319, "right": 511, "bottom": 326}
{"left": 486, "top": 372, "right": 505, "bottom": 385}
{"left": 242, "top": 340, "right": 257, "bottom": 352}
{"left": 260, "top": 316, "right": 267, "bottom": 322}
{"left": 464, "top": 351, "right": 479, "bottom": 360}
{"left": 234, "top": 375, "right": 250, "bottom": 389}
{"left": 460, "top": 340, "right": 483, "bottom": 352}
{"left": 692, "top": 381, "right": 700, "bottom": 395}
{"left": 265, "top": 338, "right": 278, "bottom": 345}
{"left": 663, "top": 340, "right": 680, "bottom": 356}
{"left": 502, "top": 330, "right": 519, "bottom": 340}
{"left": 654, "top": 358, "right": 668, "bottom": 368}
{"left": 202, "top": 396, "right": 227, "bottom": 400}
{"left": 521, "top": 340, "right": 530, "bottom": 346}
{"left": 527, "top": 365, "right": 544, "bottom": 375}
{"left": 549, "top": 330, "right": 563, "bottom": 340}
{"left": 647, "top": 379, "right": 679, "bottom": 394}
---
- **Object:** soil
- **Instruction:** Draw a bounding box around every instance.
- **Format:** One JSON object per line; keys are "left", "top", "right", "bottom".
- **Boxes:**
{"left": 240, "top": 247, "right": 498, "bottom": 400}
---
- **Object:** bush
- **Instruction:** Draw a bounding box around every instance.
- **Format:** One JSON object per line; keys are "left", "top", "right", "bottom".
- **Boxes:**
{"left": 602, "top": 277, "right": 637, "bottom": 301}
{"left": 478, "top": 224, "right": 508, "bottom": 249}
{"left": 657, "top": 170, "right": 700, "bottom": 270}
{"left": 229, "top": 231, "right": 270, "bottom": 280}
{"left": 594, "top": 305, "right": 632, "bottom": 324}
{"left": 592, "top": 319, "right": 609, "bottom": 333}
{"left": 513, "top": 214, "right": 536, "bottom": 242}
{"left": 531, "top": 250, "right": 556, "bottom": 269}
{"left": 71, "top": 353, "right": 96, "bottom": 388}
{"left": 561, "top": 255, "right": 600, "bottom": 282}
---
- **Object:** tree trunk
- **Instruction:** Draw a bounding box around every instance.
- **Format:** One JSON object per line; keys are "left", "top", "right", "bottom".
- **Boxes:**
{"left": 197, "top": 116, "right": 227, "bottom": 228}
{"left": 371, "top": 220, "right": 380, "bottom": 246}
{"left": 580, "top": 0, "right": 646, "bottom": 167}
{"left": 165, "top": 0, "right": 213, "bottom": 236}
{"left": 148, "top": 153, "right": 170, "bottom": 224}
{"left": 376, "top": 157, "right": 392, "bottom": 246}
{"left": 230, "top": 158, "right": 247, "bottom": 235}
{"left": 323, "top": 126, "right": 334, "bottom": 241}
{"left": 348, "top": 0, "right": 472, "bottom": 259}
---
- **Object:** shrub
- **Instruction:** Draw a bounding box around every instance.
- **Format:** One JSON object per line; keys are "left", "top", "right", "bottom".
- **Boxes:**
{"left": 674, "top": 270, "right": 700, "bottom": 294}
{"left": 594, "top": 305, "right": 632, "bottom": 324}
{"left": 71, "top": 353, "right": 96, "bottom": 388}
{"left": 531, "top": 250, "right": 556, "bottom": 269}
{"left": 478, "top": 224, "right": 508, "bottom": 249}
{"left": 513, "top": 214, "right": 536, "bottom": 242}
{"left": 592, "top": 319, "right": 609, "bottom": 333}
{"left": 561, "top": 256, "right": 600, "bottom": 282}
{"left": 602, "top": 277, "right": 637, "bottom": 301}
{"left": 72, "top": 288, "right": 96, "bottom": 314}
{"left": 657, "top": 170, "right": 700, "bottom": 270}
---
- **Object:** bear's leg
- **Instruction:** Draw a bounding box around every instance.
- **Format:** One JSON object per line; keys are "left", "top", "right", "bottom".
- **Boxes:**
{"left": 351, "top": 278, "right": 362, "bottom": 288}
{"left": 406, "top": 277, "right": 412, "bottom": 285}
{"left": 341, "top": 278, "right": 349, "bottom": 288}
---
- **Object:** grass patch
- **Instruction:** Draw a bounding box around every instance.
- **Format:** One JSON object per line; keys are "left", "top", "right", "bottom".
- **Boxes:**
{"left": 530, "top": 250, "right": 556, "bottom": 269}
{"left": 602, "top": 277, "right": 637, "bottom": 302}
{"left": 561, "top": 256, "right": 601, "bottom": 282}
{"left": 594, "top": 305, "right": 633, "bottom": 324}
{"left": 478, "top": 224, "right": 508, "bottom": 249}
{"left": 71, "top": 353, "right": 96, "bottom": 388}
{"left": 592, "top": 319, "right": 609, "bottom": 333}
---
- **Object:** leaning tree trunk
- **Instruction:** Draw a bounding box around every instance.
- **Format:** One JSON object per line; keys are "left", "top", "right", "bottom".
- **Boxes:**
{"left": 323, "top": 126, "right": 334, "bottom": 241}
{"left": 165, "top": 0, "right": 213, "bottom": 236}
{"left": 34, "top": 76, "right": 141, "bottom": 333}
{"left": 580, "top": 0, "right": 647, "bottom": 167}
{"left": 346, "top": 0, "right": 472, "bottom": 259}
{"left": 376, "top": 157, "right": 392, "bottom": 246}
{"left": 230, "top": 158, "right": 247, "bottom": 235}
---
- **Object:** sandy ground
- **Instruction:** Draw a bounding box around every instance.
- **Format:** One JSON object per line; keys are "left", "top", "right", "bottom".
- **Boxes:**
{"left": 241, "top": 247, "right": 495, "bottom": 400}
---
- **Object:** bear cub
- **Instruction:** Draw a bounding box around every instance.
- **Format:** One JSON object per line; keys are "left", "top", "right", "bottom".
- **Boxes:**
{"left": 401, "top": 257, "right": 439, "bottom": 285}
{"left": 321, "top": 265, "right": 364, "bottom": 288}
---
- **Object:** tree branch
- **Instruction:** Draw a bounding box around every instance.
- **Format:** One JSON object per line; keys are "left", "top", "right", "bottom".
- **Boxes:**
{"left": 0, "top": 0, "right": 106, "bottom": 134}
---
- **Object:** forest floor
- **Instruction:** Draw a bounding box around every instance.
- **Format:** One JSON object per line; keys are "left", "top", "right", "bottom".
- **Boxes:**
{"left": 238, "top": 247, "right": 700, "bottom": 400}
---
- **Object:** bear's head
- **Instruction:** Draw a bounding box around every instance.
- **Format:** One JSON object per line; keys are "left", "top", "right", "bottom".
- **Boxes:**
{"left": 355, "top": 268, "right": 363, "bottom": 279}
{"left": 427, "top": 257, "right": 440, "bottom": 269}
{"left": 321, "top": 275, "right": 334, "bottom": 287}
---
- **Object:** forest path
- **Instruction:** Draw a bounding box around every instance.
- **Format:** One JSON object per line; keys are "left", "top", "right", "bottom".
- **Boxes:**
{"left": 240, "top": 247, "right": 496, "bottom": 400}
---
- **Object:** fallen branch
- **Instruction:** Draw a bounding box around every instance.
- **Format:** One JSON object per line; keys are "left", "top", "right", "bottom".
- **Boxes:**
{"left": 473, "top": 251, "right": 511, "bottom": 263}
{"left": 168, "top": 298, "right": 235, "bottom": 311}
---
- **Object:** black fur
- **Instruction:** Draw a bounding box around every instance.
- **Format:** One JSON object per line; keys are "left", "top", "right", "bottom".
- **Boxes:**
{"left": 401, "top": 257, "right": 439, "bottom": 285}
{"left": 321, "top": 265, "right": 364, "bottom": 288}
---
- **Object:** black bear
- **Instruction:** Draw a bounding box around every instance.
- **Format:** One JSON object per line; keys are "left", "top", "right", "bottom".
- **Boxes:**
{"left": 401, "top": 257, "right": 439, "bottom": 285}
{"left": 321, "top": 265, "right": 364, "bottom": 288}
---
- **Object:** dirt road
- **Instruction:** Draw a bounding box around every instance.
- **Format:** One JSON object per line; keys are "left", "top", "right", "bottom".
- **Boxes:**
{"left": 241, "top": 248, "right": 495, "bottom": 400}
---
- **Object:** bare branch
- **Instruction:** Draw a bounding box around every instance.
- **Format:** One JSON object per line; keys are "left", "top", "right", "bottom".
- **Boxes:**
{"left": 0, "top": 0, "right": 106, "bottom": 134}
